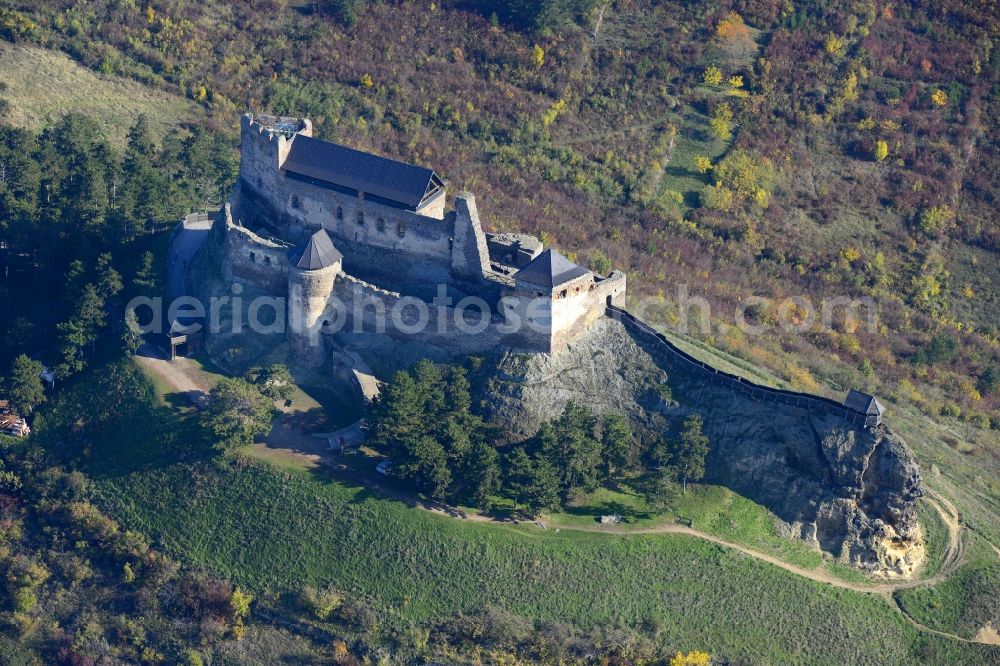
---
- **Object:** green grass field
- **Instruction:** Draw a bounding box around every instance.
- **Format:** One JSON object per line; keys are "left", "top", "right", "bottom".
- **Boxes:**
{"left": 27, "top": 358, "right": 991, "bottom": 664}
{"left": 897, "top": 535, "right": 1000, "bottom": 641}
{"left": 549, "top": 484, "right": 824, "bottom": 570}
{"left": 0, "top": 43, "right": 200, "bottom": 145}
{"left": 97, "top": 459, "right": 915, "bottom": 662}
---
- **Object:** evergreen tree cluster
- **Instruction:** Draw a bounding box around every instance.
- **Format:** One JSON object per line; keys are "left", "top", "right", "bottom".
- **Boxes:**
{"left": 369, "top": 360, "right": 500, "bottom": 507}
{"left": 507, "top": 403, "right": 634, "bottom": 513}
{"left": 370, "top": 363, "right": 711, "bottom": 518}
{"left": 0, "top": 114, "right": 237, "bottom": 380}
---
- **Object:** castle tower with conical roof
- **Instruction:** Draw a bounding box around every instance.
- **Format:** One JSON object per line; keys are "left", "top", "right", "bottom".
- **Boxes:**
{"left": 288, "top": 228, "right": 343, "bottom": 366}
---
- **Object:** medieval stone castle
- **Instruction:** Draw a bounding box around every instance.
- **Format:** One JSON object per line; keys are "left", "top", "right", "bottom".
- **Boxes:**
{"left": 216, "top": 113, "right": 626, "bottom": 366}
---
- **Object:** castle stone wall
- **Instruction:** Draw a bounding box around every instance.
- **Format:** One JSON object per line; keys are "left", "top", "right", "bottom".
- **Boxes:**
{"left": 223, "top": 201, "right": 292, "bottom": 294}
{"left": 238, "top": 114, "right": 492, "bottom": 295}
{"left": 326, "top": 275, "right": 540, "bottom": 356}
{"left": 218, "top": 113, "right": 626, "bottom": 359}
{"left": 501, "top": 271, "right": 627, "bottom": 353}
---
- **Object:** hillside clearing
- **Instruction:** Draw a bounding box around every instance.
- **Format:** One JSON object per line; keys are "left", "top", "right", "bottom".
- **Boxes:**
{"left": 0, "top": 43, "right": 199, "bottom": 144}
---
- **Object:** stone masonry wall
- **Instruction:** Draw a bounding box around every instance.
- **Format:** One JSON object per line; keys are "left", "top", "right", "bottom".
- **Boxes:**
{"left": 222, "top": 201, "right": 291, "bottom": 294}
{"left": 326, "top": 274, "right": 540, "bottom": 355}
{"left": 551, "top": 271, "right": 627, "bottom": 351}
{"left": 239, "top": 114, "right": 492, "bottom": 294}
{"left": 501, "top": 271, "right": 627, "bottom": 353}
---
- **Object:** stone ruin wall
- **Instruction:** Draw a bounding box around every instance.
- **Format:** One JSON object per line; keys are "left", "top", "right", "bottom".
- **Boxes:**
{"left": 327, "top": 274, "right": 526, "bottom": 356}
{"left": 222, "top": 201, "right": 291, "bottom": 295}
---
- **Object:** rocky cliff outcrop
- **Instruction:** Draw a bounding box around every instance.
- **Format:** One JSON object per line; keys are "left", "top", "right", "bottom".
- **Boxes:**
{"left": 482, "top": 317, "right": 924, "bottom": 576}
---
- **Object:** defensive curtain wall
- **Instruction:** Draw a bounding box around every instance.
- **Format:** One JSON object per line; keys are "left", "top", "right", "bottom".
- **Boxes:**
{"left": 220, "top": 202, "right": 625, "bottom": 357}
{"left": 606, "top": 304, "right": 879, "bottom": 425}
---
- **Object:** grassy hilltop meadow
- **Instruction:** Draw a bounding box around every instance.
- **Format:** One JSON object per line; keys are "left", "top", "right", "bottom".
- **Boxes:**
{"left": 0, "top": 0, "right": 998, "bottom": 664}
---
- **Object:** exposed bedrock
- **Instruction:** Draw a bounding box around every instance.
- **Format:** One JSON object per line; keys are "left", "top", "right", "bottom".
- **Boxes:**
{"left": 482, "top": 318, "right": 924, "bottom": 575}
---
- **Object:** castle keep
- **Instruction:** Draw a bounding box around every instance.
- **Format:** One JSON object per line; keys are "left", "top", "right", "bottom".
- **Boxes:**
{"left": 220, "top": 113, "right": 626, "bottom": 364}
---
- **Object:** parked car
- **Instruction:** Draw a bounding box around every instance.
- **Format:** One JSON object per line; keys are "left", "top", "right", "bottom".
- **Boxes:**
{"left": 375, "top": 459, "right": 394, "bottom": 476}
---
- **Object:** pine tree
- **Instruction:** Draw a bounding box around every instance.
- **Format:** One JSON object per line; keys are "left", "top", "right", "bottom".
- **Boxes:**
{"left": 121, "top": 307, "right": 144, "bottom": 356}
{"left": 672, "top": 415, "right": 709, "bottom": 494}
{"left": 132, "top": 251, "right": 158, "bottom": 292}
{"left": 541, "top": 402, "right": 601, "bottom": 495}
{"left": 5, "top": 354, "right": 45, "bottom": 415}
{"left": 525, "top": 455, "right": 560, "bottom": 514}
{"left": 0, "top": 127, "right": 41, "bottom": 259}
{"left": 96, "top": 252, "right": 123, "bottom": 300}
{"left": 645, "top": 464, "right": 678, "bottom": 512}
{"left": 505, "top": 447, "right": 560, "bottom": 515}
{"left": 126, "top": 114, "right": 156, "bottom": 157}
{"left": 505, "top": 448, "right": 535, "bottom": 510}
{"left": 51, "top": 114, "right": 111, "bottom": 241}
{"left": 120, "top": 115, "right": 168, "bottom": 240}
{"left": 600, "top": 413, "right": 632, "bottom": 479}
{"left": 408, "top": 436, "right": 452, "bottom": 500}
{"left": 369, "top": 370, "right": 425, "bottom": 457}
{"left": 77, "top": 283, "right": 107, "bottom": 344}
{"left": 64, "top": 259, "right": 87, "bottom": 303}
{"left": 55, "top": 317, "right": 88, "bottom": 378}
{"left": 466, "top": 442, "right": 500, "bottom": 510}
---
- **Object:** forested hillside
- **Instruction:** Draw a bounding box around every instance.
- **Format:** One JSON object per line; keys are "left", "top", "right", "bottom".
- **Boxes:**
{"left": 0, "top": 3, "right": 997, "bottom": 663}
{"left": 0, "top": 1, "right": 997, "bottom": 434}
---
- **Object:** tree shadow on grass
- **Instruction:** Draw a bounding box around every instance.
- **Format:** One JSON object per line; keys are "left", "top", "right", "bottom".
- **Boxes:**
{"left": 163, "top": 389, "right": 209, "bottom": 411}
{"left": 664, "top": 164, "right": 697, "bottom": 179}
{"left": 562, "top": 498, "right": 654, "bottom": 524}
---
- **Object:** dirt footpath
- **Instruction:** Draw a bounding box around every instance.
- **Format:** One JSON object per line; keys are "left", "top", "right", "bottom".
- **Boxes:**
{"left": 134, "top": 344, "right": 214, "bottom": 408}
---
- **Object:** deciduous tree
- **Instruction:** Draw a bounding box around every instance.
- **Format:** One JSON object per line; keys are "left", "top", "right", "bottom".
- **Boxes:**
{"left": 201, "top": 377, "right": 274, "bottom": 451}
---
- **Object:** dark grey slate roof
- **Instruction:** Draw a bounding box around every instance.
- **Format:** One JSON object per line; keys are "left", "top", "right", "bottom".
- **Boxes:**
{"left": 514, "top": 249, "right": 591, "bottom": 289}
{"left": 283, "top": 135, "right": 444, "bottom": 210}
{"left": 292, "top": 228, "right": 342, "bottom": 270}
{"left": 844, "top": 390, "right": 885, "bottom": 415}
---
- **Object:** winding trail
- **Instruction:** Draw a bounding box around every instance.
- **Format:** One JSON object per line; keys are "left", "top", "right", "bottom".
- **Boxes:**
{"left": 135, "top": 341, "right": 991, "bottom": 646}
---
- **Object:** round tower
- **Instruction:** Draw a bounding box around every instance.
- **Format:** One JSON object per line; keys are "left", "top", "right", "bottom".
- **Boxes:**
{"left": 287, "top": 228, "right": 342, "bottom": 367}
